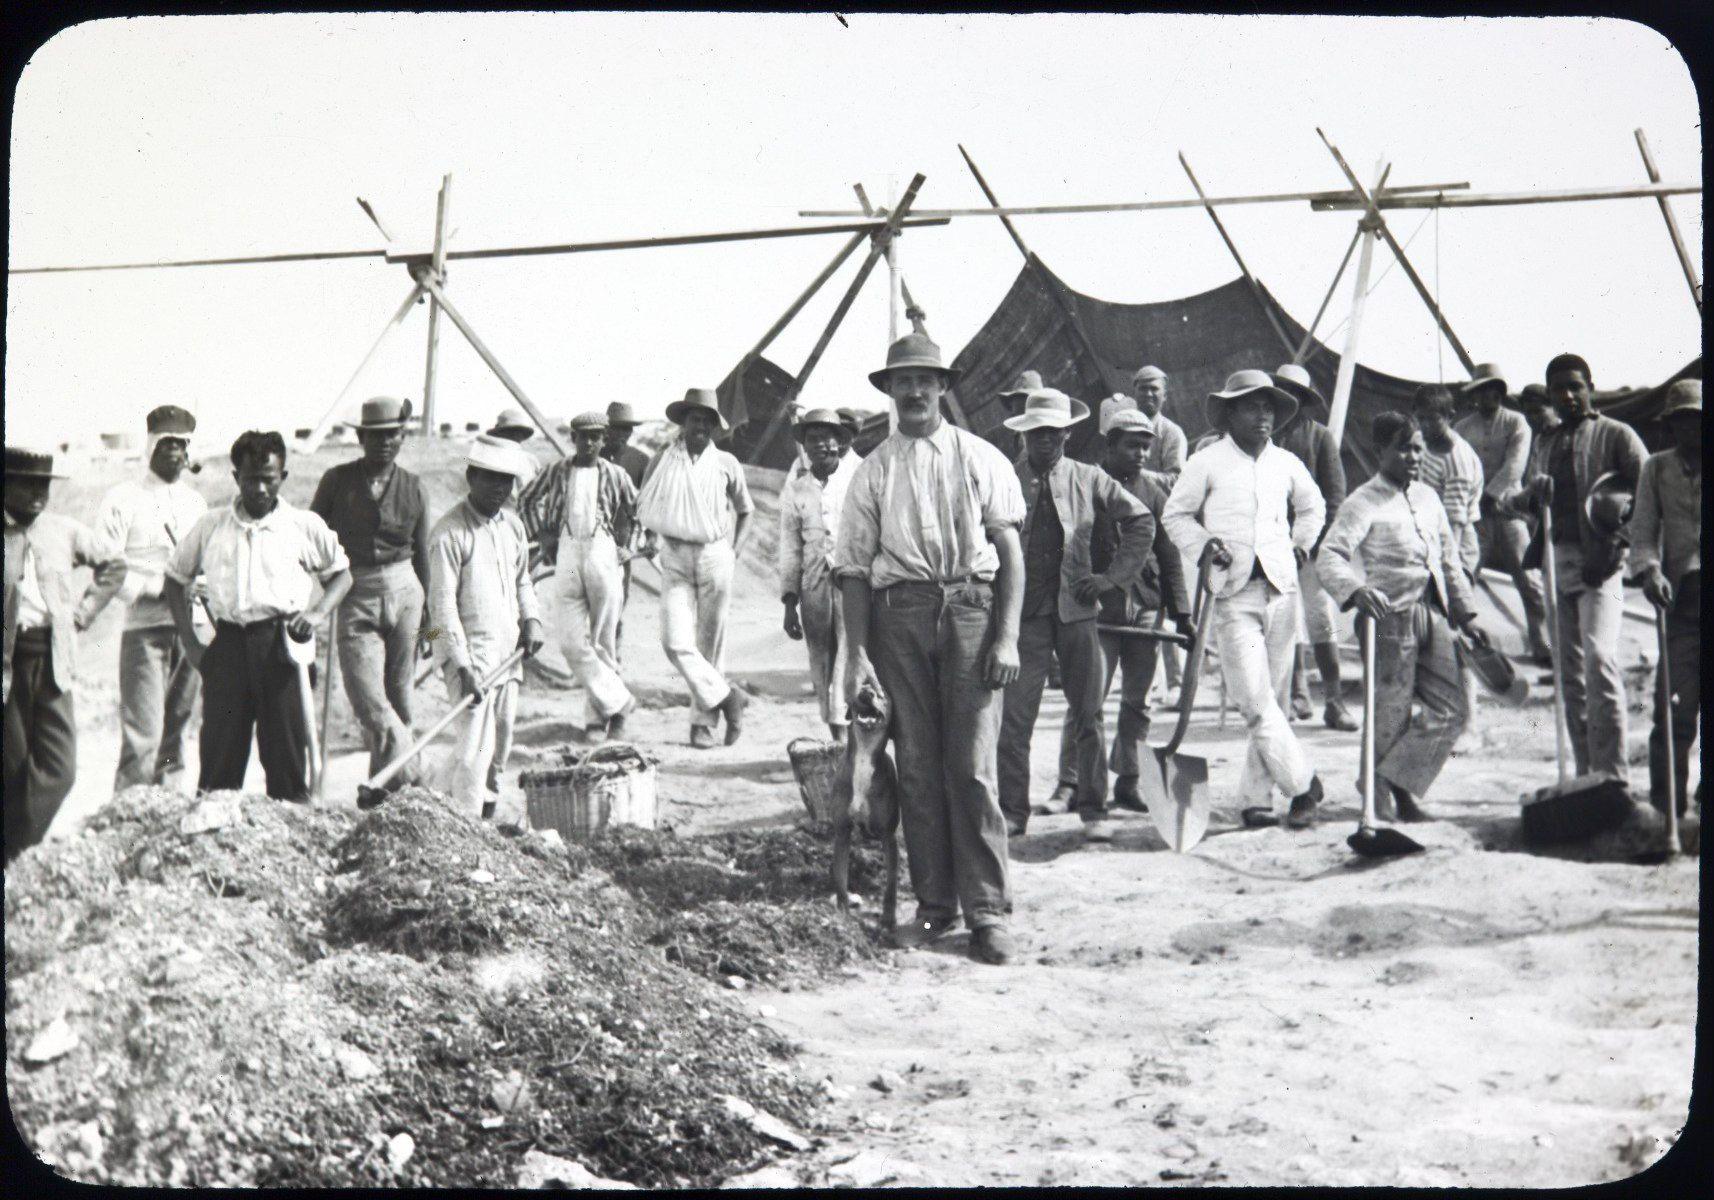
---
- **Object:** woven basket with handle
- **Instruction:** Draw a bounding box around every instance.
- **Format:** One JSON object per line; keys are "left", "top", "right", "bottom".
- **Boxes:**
{"left": 787, "top": 737, "right": 846, "bottom": 825}
{"left": 520, "top": 742, "right": 658, "bottom": 841}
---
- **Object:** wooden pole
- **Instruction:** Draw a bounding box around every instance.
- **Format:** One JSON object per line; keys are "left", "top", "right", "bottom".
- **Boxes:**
{"left": 1310, "top": 181, "right": 1699, "bottom": 211}
{"left": 301, "top": 283, "right": 425, "bottom": 452}
{"left": 1318, "top": 129, "right": 1477, "bottom": 377}
{"left": 797, "top": 180, "right": 1473, "bottom": 219}
{"left": 1178, "top": 151, "right": 1297, "bottom": 360}
{"left": 1294, "top": 164, "right": 1391, "bottom": 365}
{"left": 1633, "top": 129, "right": 1702, "bottom": 313}
{"left": 884, "top": 178, "right": 902, "bottom": 344}
{"left": 744, "top": 228, "right": 868, "bottom": 363}
{"left": 422, "top": 174, "right": 452, "bottom": 439}
{"left": 1326, "top": 161, "right": 1387, "bottom": 448}
{"left": 415, "top": 272, "right": 569, "bottom": 457}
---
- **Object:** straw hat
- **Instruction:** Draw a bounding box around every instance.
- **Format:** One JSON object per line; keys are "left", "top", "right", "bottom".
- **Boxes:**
{"left": 5, "top": 446, "right": 67, "bottom": 479}
{"left": 664, "top": 387, "right": 729, "bottom": 431}
{"left": 835, "top": 407, "right": 865, "bottom": 437}
{"left": 487, "top": 407, "right": 535, "bottom": 441}
{"left": 605, "top": 401, "right": 642, "bottom": 428}
{"left": 1104, "top": 408, "right": 1157, "bottom": 438}
{"left": 1003, "top": 388, "right": 1090, "bottom": 432}
{"left": 358, "top": 396, "right": 413, "bottom": 431}
{"left": 570, "top": 411, "right": 609, "bottom": 433}
{"left": 1205, "top": 369, "right": 1298, "bottom": 431}
{"left": 793, "top": 407, "right": 849, "bottom": 442}
{"left": 466, "top": 434, "right": 533, "bottom": 479}
{"left": 1660, "top": 378, "right": 1701, "bottom": 417}
{"left": 868, "top": 332, "right": 960, "bottom": 394}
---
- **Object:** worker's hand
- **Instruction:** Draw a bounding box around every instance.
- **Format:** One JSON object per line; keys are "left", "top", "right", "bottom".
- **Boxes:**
{"left": 1529, "top": 474, "right": 1554, "bottom": 510}
{"left": 189, "top": 579, "right": 210, "bottom": 606}
{"left": 640, "top": 534, "right": 659, "bottom": 561}
{"left": 457, "top": 665, "right": 486, "bottom": 704}
{"left": 180, "top": 626, "right": 211, "bottom": 670}
{"left": 518, "top": 617, "right": 545, "bottom": 659}
{"left": 1642, "top": 569, "right": 1674, "bottom": 611}
{"left": 1349, "top": 586, "right": 1390, "bottom": 623}
{"left": 984, "top": 636, "right": 1021, "bottom": 689}
{"left": 1070, "top": 574, "right": 1115, "bottom": 605}
{"left": 1453, "top": 610, "right": 1484, "bottom": 639}
{"left": 1172, "top": 611, "right": 1194, "bottom": 638}
{"left": 285, "top": 611, "right": 316, "bottom": 642}
{"left": 782, "top": 599, "right": 803, "bottom": 641}
{"left": 1293, "top": 545, "right": 1311, "bottom": 570}
{"left": 844, "top": 648, "right": 882, "bottom": 706}
{"left": 1201, "top": 538, "right": 1232, "bottom": 569}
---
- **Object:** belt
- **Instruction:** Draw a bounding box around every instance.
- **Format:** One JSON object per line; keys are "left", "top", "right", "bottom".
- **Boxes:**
{"left": 12, "top": 625, "right": 52, "bottom": 650}
{"left": 350, "top": 559, "right": 415, "bottom": 577}
{"left": 216, "top": 616, "right": 285, "bottom": 634}
{"left": 878, "top": 576, "right": 991, "bottom": 602}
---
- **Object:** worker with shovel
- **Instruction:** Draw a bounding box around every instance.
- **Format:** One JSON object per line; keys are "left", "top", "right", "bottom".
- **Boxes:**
{"left": 1317, "top": 412, "right": 1485, "bottom": 823}
{"left": 165, "top": 431, "right": 351, "bottom": 801}
{"left": 1161, "top": 370, "right": 1327, "bottom": 831}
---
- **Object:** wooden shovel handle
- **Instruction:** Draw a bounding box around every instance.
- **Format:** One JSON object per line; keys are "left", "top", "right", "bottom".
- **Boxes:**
{"left": 1359, "top": 613, "right": 1377, "bottom": 833}
{"left": 1160, "top": 558, "right": 1217, "bottom": 756}
{"left": 1538, "top": 504, "right": 1571, "bottom": 786}
{"left": 362, "top": 648, "right": 526, "bottom": 793}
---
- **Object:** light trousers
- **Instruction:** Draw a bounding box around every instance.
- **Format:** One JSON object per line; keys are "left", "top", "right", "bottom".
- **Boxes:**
{"left": 658, "top": 536, "right": 735, "bottom": 726}
{"left": 1649, "top": 571, "right": 1699, "bottom": 814}
{"left": 1216, "top": 575, "right": 1314, "bottom": 808}
{"left": 1364, "top": 598, "right": 1469, "bottom": 798}
{"left": 798, "top": 559, "right": 847, "bottom": 730}
{"left": 434, "top": 676, "right": 518, "bottom": 816}
{"left": 554, "top": 531, "right": 633, "bottom": 724}
{"left": 115, "top": 624, "right": 200, "bottom": 790}
{"left": 1550, "top": 542, "right": 1629, "bottom": 781}
{"left": 1297, "top": 559, "right": 1339, "bottom": 644}
{"left": 336, "top": 563, "right": 424, "bottom": 782}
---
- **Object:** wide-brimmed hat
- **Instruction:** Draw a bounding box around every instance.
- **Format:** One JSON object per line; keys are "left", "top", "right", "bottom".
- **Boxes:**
{"left": 1460, "top": 363, "right": 1509, "bottom": 396}
{"left": 999, "top": 369, "right": 1045, "bottom": 400}
{"left": 1660, "top": 378, "right": 1701, "bottom": 418}
{"left": 835, "top": 407, "right": 865, "bottom": 436}
{"left": 1585, "top": 470, "right": 1635, "bottom": 537}
{"left": 605, "top": 401, "right": 642, "bottom": 428}
{"left": 1104, "top": 408, "right": 1157, "bottom": 438}
{"left": 868, "top": 332, "right": 961, "bottom": 394}
{"left": 664, "top": 387, "right": 729, "bottom": 432}
{"left": 793, "top": 407, "right": 849, "bottom": 442}
{"left": 466, "top": 434, "right": 533, "bottom": 479}
{"left": 1272, "top": 363, "right": 1327, "bottom": 415}
{"left": 1003, "top": 388, "right": 1090, "bottom": 432}
{"left": 487, "top": 407, "right": 535, "bottom": 441}
{"left": 358, "top": 396, "right": 413, "bottom": 431}
{"left": 570, "top": 411, "right": 609, "bottom": 434}
{"left": 1205, "top": 369, "right": 1298, "bottom": 431}
{"left": 146, "top": 405, "right": 197, "bottom": 437}
{"left": 5, "top": 446, "right": 67, "bottom": 479}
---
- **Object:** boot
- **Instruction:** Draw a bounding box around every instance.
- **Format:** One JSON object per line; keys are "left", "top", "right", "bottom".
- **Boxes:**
{"left": 1286, "top": 775, "right": 1324, "bottom": 829}
{"left": 689, "top": 724, "right": 717, "bottom": 749}
{"left": 1112, "top": 776, "right": 1148, "bottom": 813}
{"left": 1393, "top": 785, "right": 1433, "bottom": 823}
{"left": 718, "top": 686, "right": 750, "bottom": 746}
{"left": 1313, "top": 642, "right": 1357, "bottom": 729}
{"left": 1290, "top": 649, "right": 1314, "bottom": 721}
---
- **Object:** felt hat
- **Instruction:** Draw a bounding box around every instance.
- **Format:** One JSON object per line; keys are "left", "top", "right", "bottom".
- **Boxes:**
{"left": 145, "top": 405, "right": 197, "bottom": 437}
{"left": 1003, "top": 388, "right": 1090, "bottom": 432}
{"left": 605, "top": 401, "right": 642, "bottom": 428}
{"left": 1272, "top": 363, "right": 1327, "bottom": 415}
{"left": 358, "top": 396, "right": 413, "bottom": 430}
{"left": 1104, "top": 408, "right": 1157, "bottom": 438}
{"left": 793, "top": 407, "right": 849, "bottom": 442}
{"left": 1205, "top": 369, "right": 1298, "bottom": 431}
{"left": 1659, "top": 378, "right": 1701, "bottom": 417}
{"left": 664, "top": 387, "right": 729, "bottom": 431}
{"left": 466, "top": 434, "right": 533, "bottom": 479}
{"left": 835, "top": 407, "right": 865, "bottom": 436}
{"left": 487, "top": 407, "right": 536, "bottom": 441}
{"left": 4, "top": 446, "right": 67, "bottom": 479}
{"left": 868, "top": 332, "right": 960, "bottom": 394}
{"left": 570, "top": 411, "right": 609, "bottom": 433}
{"left": 1460, "top": 363, "right": 1509, "bottom": 396}
{"left": 999, "top": 369, "right": 1045, "bottom": 399}
{"left": 1519, "top": 382, "right": 1549, "bottom": 403}
{"left": 1584, "top": 470, "right": 1635, "bottom": 537}
{"left": 1132, "top": 365, "right": 1168, "bottom": 386}
{"left": 1098, "top": 392, "right": 1139, "bottom": 434}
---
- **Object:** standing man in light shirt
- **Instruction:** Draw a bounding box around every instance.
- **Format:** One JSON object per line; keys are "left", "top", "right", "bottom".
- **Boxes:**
{"left": 1455, "top": 364, "right": 1552, "bottom": 664}
{"left": 1131, "top": 366, "right": 1187, "bottom": 490}
{"left": 1318, "top": 412, "right": 1485, "bottom": 823}
{"left": 424, "top": 435, "right": 546, "bottom": 819}
{"left": 1162, "top": 370, "right": 1327, "bottom": 830}
{"left": 1626, "top": 379, "right": 1701, "bottom": 820}
{"left": 836, "top": 333, "right": 1026, "bottom": 966}
{"left": 636, "top": 388, "right": 754, "bottom": 748}
{"left": 518, "top": 411, "right": 639, "bottom": 744}
{"left": 779, "top": 408, "right": 859, "bottom": 741}
{"left": 90, "top": 405, "right": 209, "bottom": 791}
{"left": 166, "top": 431, "right": 351, "bottom": 802}
{"left": 1412, "top": 384, "right": 1486, "bottom": 736}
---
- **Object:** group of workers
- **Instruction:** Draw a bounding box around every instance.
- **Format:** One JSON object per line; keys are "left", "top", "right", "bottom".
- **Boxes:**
{"left": 2, "top": 336, "right": 1702, "bottom": 973}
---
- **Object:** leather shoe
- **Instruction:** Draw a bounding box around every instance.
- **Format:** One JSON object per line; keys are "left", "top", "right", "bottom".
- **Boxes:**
{"left": 607, "top": 703, "right": 633, "bottom": 740}
{"left": 1241, "top": 806, "right": 1281, "bottom": 828}
{"left": 1395, "top": 792, "right": 1434, "bottom": 823}
{"left": 689, "top": 724, "right": 717, "bottom": 749}
{"left": 1112, "top": 778, "right": 1148, "bottom": 813}
{"left": 969, "top": 925, "right": 1015, "bottom": 966}
{"left": 1323, "top": 701, "right": 1359, "bottom": 732}
{"left": 894, "top": 916, "right": 961, "bottom": 950}
{"left": 719, "top": 687, "right": 750, "bottom": 746}
{"left": 1005, "top": 817, "right": 1027, "bottom": 837}
{"left": 1290, "top": 694, "right": 1314, "bottom": 722}
{"left": 1047, "top": 782, "right": 1078, "bottom": 812}
{"left": 1082, "top": 819, "right": 1116, "bottom": 844}
{"left": 1286, "top": 775, "right": 1324, "bottom": 829}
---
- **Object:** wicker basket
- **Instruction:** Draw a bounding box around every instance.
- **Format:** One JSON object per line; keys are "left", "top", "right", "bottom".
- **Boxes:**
{"left": 788, "top": 737, "right": 846, "bottom": 825}
{"left": 520, "top": 742, "right": 657, "bottom": 841}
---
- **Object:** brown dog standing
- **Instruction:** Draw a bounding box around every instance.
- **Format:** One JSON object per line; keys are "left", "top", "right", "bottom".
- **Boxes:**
{"left": 832, "top": 682, "right": 900, "bottom": 933}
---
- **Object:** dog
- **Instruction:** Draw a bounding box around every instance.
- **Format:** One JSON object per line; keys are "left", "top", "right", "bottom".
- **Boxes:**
{"left": 832, "top": 681, "right": 900, "bottom": 935}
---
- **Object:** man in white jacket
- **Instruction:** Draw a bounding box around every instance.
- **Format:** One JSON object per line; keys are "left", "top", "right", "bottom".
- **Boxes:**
{"left": 778, "top": 408, "right": 858, "bottom": 740}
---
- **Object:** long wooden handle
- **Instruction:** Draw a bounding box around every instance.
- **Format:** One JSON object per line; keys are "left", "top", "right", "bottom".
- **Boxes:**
{"left": 1657, "top": 606, "right": 1679, "bottom": 853}
{"left": 294, "top": 659, "right": 322, "bottom": 804}
{"left": 318, "top": 609, "right": 338, "bottom": 793}
{"left": 362, "top": 649, "right": 526, "bottom": 793}
{"left": 1160, "top": 559, "right": 1217, "bottom": 755}
{"left": 1360, "top": 614, "right": 1377, "bottom": 833}
{"left": 1538, "top": 505, "right": 1571, "bottom": 786}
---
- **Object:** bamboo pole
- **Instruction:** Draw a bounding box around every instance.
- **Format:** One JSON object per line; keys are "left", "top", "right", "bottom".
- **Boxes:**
{"left": 1310, "top": 181, "right": 1699, "bottom": 211}
{"left": 421, "top": 174, "right": 452, "bottom": 439}
{"left": 415, "top": 272, "right": 569, "bottom": 457}
{"left": 1178, "top": 151, "right": 1297, "bottom": 360}
{"left": 301, "top": 283, "right": 426, "bottom": 452}
{"left": 1294, "top": 164, "right": 1391, "bottom": 365}
{"left": 1326, "top": 161, "right": 1387, "bottom": 448}
{"left": 1633, "top": 129, "right": 1702, "bottom": 313}
{"left": 797, "top": 180, "right": 1472, "bottom": 220}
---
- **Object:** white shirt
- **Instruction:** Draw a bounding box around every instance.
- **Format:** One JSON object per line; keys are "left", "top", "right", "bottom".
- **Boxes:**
{"left": 166, "top": 498, "right": 349, "bottom": 625}
{"left": 16, "top": 544, "right": 50, "bottom": 630}
{"left": 95, "top": 471, "right": 210, "bottom": 630}
{"left": 1161, "top": 434, "right": 1326, "bottom": 599}
{"left": 778, "top": 451, "right": 858, "bottom": 598}
{"left": 564, "top": 466, "right": 601, "bottom": 540}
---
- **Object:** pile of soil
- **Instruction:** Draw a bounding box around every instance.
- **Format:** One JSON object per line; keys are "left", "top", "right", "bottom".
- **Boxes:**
{"left": 7, "top": 787, "right": 881, "bottom": 1187}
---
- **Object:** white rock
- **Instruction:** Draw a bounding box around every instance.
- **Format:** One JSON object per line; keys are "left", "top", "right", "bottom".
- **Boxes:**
{"left": 538, "top": 829, "right": 564, "bottom": 847}
{"left": 24, "top": 1016, "right": 79, "bottom": 1064}
{"left": 469, "top": 868, "right": 497, "bottom": 885}
{"left": 386, "top": 1132, "right": 415, "bottom": 1172}
{"left": 870, "top": 1069, "right": 905, "bottom": 1094}
{"left": 757, "top": 1005, "right": 778, "bottom": 1019}
{"left": 724, "top": 976, "right": 747, "bottom": 991}
{"left": 179, "top": 794, "right": 243, "bottom": 836}
{"left": 827, "top": 1150, "right": 922, "bottom": 1188}
{"left": 333, "top": 1044, "right": 380, "bottom": 1081}
{"left": 490, "top": 1070, "right": 534, "bottom": 1114}
{"left": 516, "top": 1150, "right": 638, "bottom": 1190}
{"left": 720, "top": 1165, "right": 799, "bottom": 1189}
{"left": 719, "top": 1094, "right": 811, "bottom": 1151}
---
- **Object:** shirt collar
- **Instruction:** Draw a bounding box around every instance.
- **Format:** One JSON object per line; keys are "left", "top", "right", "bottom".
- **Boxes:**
{"left": 231, "top": 496, "right": 291, "bottom": 528}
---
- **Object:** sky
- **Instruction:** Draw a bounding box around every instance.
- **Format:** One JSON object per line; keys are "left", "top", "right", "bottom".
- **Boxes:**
{"left": 5, "top": 12, "right": 1701, "bottom": 452}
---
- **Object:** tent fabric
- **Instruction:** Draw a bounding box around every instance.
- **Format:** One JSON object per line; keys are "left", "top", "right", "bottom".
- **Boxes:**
{"left": 1590, "top": 358, "right": 1702, "bottom": 454}
{"left": 718, "top": 352, "right": 802, "bottom": 471}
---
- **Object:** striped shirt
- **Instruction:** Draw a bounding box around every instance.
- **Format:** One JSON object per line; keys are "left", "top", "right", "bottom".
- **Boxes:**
{"left": 1417, "top": 430, "right": 1485, "bottom": 572}
{"left": 517, "top": 457, "right": 637, "bottom": 565}
{"left": 427, "top": 500, "right": 541, "bottom": 682}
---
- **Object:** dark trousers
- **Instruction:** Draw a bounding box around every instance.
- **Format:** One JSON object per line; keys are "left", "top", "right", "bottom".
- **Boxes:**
{"left": 1649, "top": 571, "right": 1700, "bottom": 816}
{"left": 1000, "top": 612, "right": 1106, "bottom": 825}
{"left": 870, "top": 581, "right": 1009, "bottom": 930}
{"left": 1476, "top": 495, "right": 1550, "bottom": 655}
{"left": 4, "top": 630, "right": 77, "bottom": 864}
{"left": 198, "top": 620, "right": 309, "bottom": 800}
{"left": 1060, "top": 627, "right": 1162, "bottom": 789}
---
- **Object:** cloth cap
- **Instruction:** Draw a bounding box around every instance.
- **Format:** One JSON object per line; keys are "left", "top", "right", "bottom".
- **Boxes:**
{"left": 1660, "top": 378, "right": 1702, "bottom": 417}
{"left": 145, "top": 405, "right": 197, "bottom": 437}
{"left": 1003, "top": 388, "right": 1090, "bottom": 432}
{"left": 466, "top": 434, "right": 533, "bottom": 479}
{"left": 1132, "top": 365, "right": 1168, "bottom": 386}
{"left": 1098, "top": 393, "right": 1139, "bottom": 434}
{"left": 664, "top": 387, "right": 729, "bottom": 432}
{"left": 1204, "top": 369, "right": 1298, "bottom": 431}
{"left": 605, "top": 401, "right": 642, "bottom": 428}
{"left": 1460, "top": 363, "right": 1509, "bottom": 395}
{"left": 4, "top": 446, "right": 67, "bottom": 479}
{"left": 1104, "top": 408, "right": 1157, "bottom": 438}
{"left": 868, "top": 332, "right": 960, "bottom": 394}
{"left": 358, "top": 396, "right": 412, "bottom": 430}
{"left": 570, "top": 411, "right": 609, "bottom": 433}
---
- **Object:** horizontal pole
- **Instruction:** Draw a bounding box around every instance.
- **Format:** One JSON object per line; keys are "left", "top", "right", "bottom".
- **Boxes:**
{"left": 1312, "top": 182, "right": 1700, "bottom": 211}
{"left": 10, "top": 248, "right": 383, "bottom": 275}
{"left": 386, "top": 217, "right": 948, "bottom": 264}
{"left": 798, "top": 181, "right": 1470, "bottom": 219}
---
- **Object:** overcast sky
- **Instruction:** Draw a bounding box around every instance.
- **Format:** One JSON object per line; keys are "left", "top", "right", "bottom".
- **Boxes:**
{"left": 6, "top": 12, "right": 1701, "bottom": 451}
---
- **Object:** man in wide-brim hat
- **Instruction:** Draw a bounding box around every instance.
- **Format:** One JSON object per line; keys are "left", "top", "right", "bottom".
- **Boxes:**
{"left": 1269, "top": 364, "right": 1358, "bottom": 732}
{"left": 636, "top": 388, "right": 754, "bottom": 747}
{"left": 835, "top": 332, "right": 1028, "bottom": 966}
{"left": 1162, "top": 369, "right": 1329, "bottom": 831}
{"left": 996, "top": 388, "right": 1152, "bottom": 844}
{"left": 309, "top": 396, "right": 433, "bottom": 789}
{"left": 778, "top": 407, "right": 859, "bottom": 738}
{"left": 4, "top": 446, "right": 127, "bottom": 862}
{"left": 518, "top": 410, "right": 640, "bottom": 743}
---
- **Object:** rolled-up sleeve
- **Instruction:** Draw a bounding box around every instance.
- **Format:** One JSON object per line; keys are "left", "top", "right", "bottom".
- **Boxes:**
{"left": 300, "top": 513, "right": 351, "bottom": 580}
{"left": 977, "top": 450, "right": 1026, "bottom": 537}
{"left": 833, "top": 461, "right": 881, "bottom": 584}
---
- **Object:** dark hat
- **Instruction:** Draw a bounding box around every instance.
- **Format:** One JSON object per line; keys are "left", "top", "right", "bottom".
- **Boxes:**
{"left": 793, "top": 407, "right": 849, "bottom": 442}
{"left": 664, "top": 387, "right": 729, "bottom": 431}
{"left": 146, "top": 405, "right": 197, "bottom": 436}
{"left": 605, "top": 401, "right": 642, "bottom": 428}
{"left": 1660, "top": 378, "right": 1701, "bottom": 418}
{"left": 5, "top": 446, "right": 68, "bottom": 479}
{"left": 835, "top": 407, "right": 865, "bottom": 436}
{"left": 1205, "top": 369, "right": 1298, "bottom": 431}
{"left": 868, "top": 332, "right": 960, "bottom": 394}
{"left": 358, "top": 396, "right": 413, "bottom": 431}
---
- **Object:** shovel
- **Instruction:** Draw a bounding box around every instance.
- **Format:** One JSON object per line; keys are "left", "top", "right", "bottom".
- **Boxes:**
{"left": 1519, "top": 503, "right": 1634, "bottom": 844}
{"left": 281, "top": 623, "right": 323, "bottom": 804}
{"left": 1632, "top": 605, "right": 1681, "bottom": 865}
{"left": 1347, "top": 612, "right": 1426, "bottom": 859}
{"left": 357, "top": 648, "right": 526, "bottom": 809}
{"left": 1137, "top": 559, "right": 1219, "bottom": 852}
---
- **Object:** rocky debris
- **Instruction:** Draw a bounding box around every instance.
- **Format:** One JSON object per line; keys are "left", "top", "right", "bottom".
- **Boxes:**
{"left": 179, "top": 794, "right": 243, "bottom": 836}
{"left": 386, "top": 1132, "right": 415, "bottom": 1173}
{"left": 332, "top": 1044, "right": 380, "bottom": 1082}
{"left": 516, "top": 1150, "right": 638, "bottom": 1190}
{"left": 720, "top": 1164, "right": 800, "bottom": 1189}
{"left": 24, "top": 1015, "right": 80, "bottom": 1065}
{"left": 719, "top": 1095, "right": 812, "bottom": 1151}
{"left": 826, "top": 1150, "right": 924, "bottom": 1188}
{"left": 870, "top": 1069, "right": 905, "bottom": 1095}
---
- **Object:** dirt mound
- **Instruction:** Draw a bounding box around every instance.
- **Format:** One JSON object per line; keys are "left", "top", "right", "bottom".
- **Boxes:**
{"left": 6, "top": 788, "right": 882, "bottom": 1187}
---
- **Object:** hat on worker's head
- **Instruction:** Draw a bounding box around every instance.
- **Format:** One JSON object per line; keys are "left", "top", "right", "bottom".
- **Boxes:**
{"left": 1003, "top": 388, "right": 1089, "bottom": 433}
{"left": 1104, "top": 408, "right": 1157, "bottom": 439}
{"left": 1132, "top": 365, "right": 1168, "bottom": 387}
{"left": 146, "top": 405, "right": 197, "bottom": 438}
{"left": 1272, "top": 363, "right": 1328, "bottom": 420}
{"left": 835, "top": 407, "right": 865, "bottom": 438}
{"left": 570, "top": 411, "right": 609, "bottom": 434}
{"left": 1660, "top": 378, "right": 1702, "bottom": 418}
{"left": 999, "top": 369, "right": 1045, "bottom": 400}
{"left": 793, "top": 407, "right": 850, "bottom": 443}
{"left": 466, "top": 433, "right": 533, "bottom": 479}
{"left": 487, "top": 407, "right": 535, "bottom": 442}
{"left": 1519, "top": 382, "right": 1549, "bottom": 404}
{"left": 4, "top": 446, "right": 67, "bottom": 479}
{"left": 1098, "top": 392, "right": 1139, "bottom": 434}
{"left": 358, "top": 396, "right": 413, "bottom": 431}
{"left": 1460, "top": 363, "right": 1509, "bottom": 398}
{"left": 868, "top": 332, "right": 960, "bottom": 395}
{"left": 1205, "top": 369, "right": 1298, "bottom": 432}
{"left": 1584, "top": 470, "right": 1635, "bottom": 538}
{"left": 605, "top": 401, "right": 642, "bottom": 429}
{"left": 664, "top": 387, "right": 729, "bottom": 432}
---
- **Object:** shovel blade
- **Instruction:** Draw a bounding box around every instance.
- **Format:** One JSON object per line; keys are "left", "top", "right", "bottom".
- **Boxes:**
{"left": 1347, "top": 825, "right": 1426, "bottom": 858}
{"left": 1147, "top": 751, "right": 1211, "bottom": 853}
